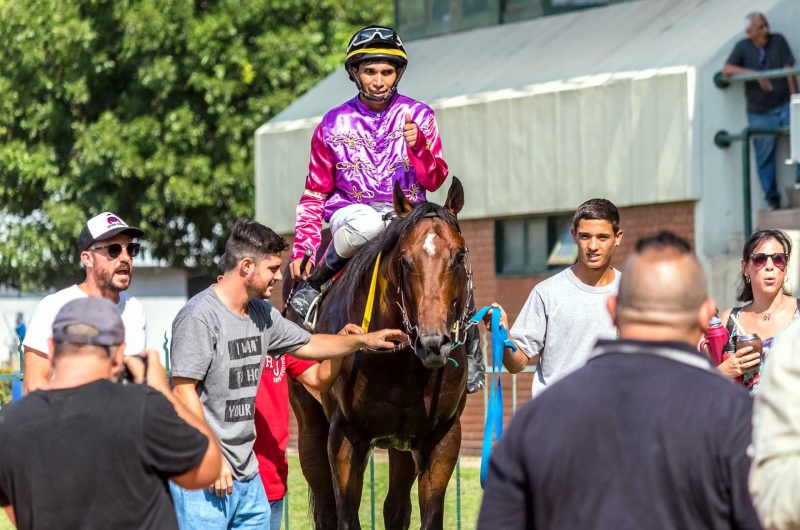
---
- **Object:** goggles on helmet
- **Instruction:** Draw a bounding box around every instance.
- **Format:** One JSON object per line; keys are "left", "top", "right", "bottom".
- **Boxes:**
{"left": 348, "top": 27, "right": 404, "bottom": 52}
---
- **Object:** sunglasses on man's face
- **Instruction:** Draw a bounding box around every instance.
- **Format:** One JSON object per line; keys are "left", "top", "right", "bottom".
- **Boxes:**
{"left": 750, "top": 252, "right": 788, "bottom": 270}
{"left": 90, "top": 242, "right": 141, "bottom": 259}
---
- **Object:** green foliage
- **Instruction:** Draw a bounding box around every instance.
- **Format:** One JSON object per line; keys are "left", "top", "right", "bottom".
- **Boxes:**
{"left": 0, "top": 0, "right": 392, "bottom": 291}
{"left": 0, "top": 368, "right": 13, "bottom": 409}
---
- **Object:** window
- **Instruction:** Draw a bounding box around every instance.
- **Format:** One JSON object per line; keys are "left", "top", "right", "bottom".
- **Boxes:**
{"left": 495, "top": 215, "right": 577, "bottom": 275}
{"left": 397, "top": 0, "right": 636, "bottom": 40}
{"left": 396, "top": 0, "right": 500, "bottom": 41}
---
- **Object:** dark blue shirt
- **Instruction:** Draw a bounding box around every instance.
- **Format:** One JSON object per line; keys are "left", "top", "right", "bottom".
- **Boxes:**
{"left": 478, "top": 340, "right": 761, "bottom": 530}
{"left": 727, "top": 34, "right": 795, "bottom": 114}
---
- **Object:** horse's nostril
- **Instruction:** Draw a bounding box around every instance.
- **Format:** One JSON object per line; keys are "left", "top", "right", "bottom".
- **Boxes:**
{"left": 419, "top": 332, "right": 446, "bottom": 350}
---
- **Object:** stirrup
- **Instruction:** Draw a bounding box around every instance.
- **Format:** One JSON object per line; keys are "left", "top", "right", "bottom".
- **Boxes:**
{"left": 302, "top": 280, "right": 333, "bottom": 331}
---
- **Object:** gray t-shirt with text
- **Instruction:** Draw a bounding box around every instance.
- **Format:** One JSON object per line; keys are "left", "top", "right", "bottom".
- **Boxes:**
{"left": 170, "top": 286, "right": 311, "bottom": 481}
{"left": 510, "top": 267, "right": 620, "bottom": 398}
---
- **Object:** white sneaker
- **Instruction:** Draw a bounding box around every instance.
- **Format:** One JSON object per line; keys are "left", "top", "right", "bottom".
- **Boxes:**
{"left": 794, "top": 183, "right": 800, "bottom": 190}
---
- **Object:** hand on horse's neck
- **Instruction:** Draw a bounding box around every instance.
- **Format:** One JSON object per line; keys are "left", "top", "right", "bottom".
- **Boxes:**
{"left": 571, "top": 261, "right": 616, "bottom": 288}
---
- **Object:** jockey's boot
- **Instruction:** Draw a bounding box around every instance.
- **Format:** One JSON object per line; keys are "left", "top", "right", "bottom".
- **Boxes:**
{"left": 290, "top": 243, "right": 349, "bottom": 318}
{"left": 466, "top": 305, "right": 486, "bottom": 394}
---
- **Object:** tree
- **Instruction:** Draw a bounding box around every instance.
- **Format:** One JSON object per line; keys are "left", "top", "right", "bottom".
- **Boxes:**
{"left": 0, "top": 0, "right": 391, "bottom": 291}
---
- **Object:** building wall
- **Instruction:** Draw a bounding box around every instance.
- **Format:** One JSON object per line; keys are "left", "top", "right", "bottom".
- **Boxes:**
{"left": 275, "top": 200, "right": 695, "bottom": 455}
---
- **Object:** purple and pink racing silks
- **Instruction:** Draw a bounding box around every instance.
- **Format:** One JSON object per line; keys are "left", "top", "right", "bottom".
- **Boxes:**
{"left": 291, "top": 94, "right": 449, "bottom": 263}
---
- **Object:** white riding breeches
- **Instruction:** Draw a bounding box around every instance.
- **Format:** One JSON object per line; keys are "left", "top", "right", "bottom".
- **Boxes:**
{"left": 329, "top": 202, "right": 393, "bottom": 258}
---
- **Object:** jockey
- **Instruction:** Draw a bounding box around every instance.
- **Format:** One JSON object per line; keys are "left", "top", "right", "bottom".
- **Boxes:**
{"left": 288, "top": 26, "right": 486, "bottom": 393}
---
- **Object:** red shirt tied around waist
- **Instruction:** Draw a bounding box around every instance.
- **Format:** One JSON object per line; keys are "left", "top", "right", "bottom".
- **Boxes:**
{"left": 254, "top": 354, "right": 316, "bottom": 500}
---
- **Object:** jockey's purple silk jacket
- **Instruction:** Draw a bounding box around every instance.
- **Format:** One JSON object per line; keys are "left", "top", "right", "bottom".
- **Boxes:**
{"left": 291, "top": 93, "right": 449, "bottom": 263}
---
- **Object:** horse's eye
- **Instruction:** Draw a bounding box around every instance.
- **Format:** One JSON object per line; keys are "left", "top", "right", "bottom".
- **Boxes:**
{"left": 454, "top": 252, "right": 465, "bottom": 265}
{"left": 400, "top": 256, "right": 413, "bottom": 270}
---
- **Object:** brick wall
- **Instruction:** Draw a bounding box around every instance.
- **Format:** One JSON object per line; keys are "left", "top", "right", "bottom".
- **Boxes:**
{"left": 275, "top": 200, "right": 696, "bottom": 455}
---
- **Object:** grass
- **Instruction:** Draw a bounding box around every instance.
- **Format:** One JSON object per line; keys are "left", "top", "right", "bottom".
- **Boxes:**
{"left": 0, "top": 454, "right": 483, "bottom": 530}
{"left": 284, "top": 454, "right": 482, "bottom": 529}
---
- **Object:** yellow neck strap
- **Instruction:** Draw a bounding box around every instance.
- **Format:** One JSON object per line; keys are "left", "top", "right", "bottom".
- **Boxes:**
{"left": 361, "top": 251, "right": 383, "bottom": 332}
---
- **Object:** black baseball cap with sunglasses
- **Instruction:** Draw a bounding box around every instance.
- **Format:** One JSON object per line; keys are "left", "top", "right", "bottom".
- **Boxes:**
{"left": 78, "top": 212, "right": 144, "bottom": 259}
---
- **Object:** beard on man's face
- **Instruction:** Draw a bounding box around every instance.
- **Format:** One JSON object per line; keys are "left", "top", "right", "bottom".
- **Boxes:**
{"left": 95, "top": 263, "right": 132, "bottom": 293}
{"left": 245, "top": 273, "right": 275, "bottom": 300}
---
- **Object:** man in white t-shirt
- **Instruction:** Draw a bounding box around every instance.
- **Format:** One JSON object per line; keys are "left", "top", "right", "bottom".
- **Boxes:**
{"left": 23, "top": 212, "right": 147, "bottom": 393}
{"left": 489, "top": 199, "right": 623, "bottom": 397}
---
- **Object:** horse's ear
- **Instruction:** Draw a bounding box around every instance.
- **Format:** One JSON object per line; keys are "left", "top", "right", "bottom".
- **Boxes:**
{"left": 393, "top": 181, "right": 413, "bottom": 218}
{"left": 444, "top": 176, "right": 465, "bottom": 217}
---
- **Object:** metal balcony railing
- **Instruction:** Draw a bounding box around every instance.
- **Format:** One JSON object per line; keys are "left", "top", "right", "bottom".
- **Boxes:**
{"left": 713, "top": 66, "right": 799, "bottom": 236}
{"left": 714, "top": 65, "right": 800, "bottom": 89}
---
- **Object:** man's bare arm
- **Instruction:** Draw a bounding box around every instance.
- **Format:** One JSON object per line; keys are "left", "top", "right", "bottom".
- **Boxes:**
{"left": 722, "top": 64, "right": 753, "bottom": 76}
{"left": 23, "top": 347, "right": 50, "bottom": 394}
{"left": 171, "top": 375, "right": 232, "bottom": 497}
{"left": 293, "top": 360, "right": 341, "bottom": 393}
{"left": 291, "top": 328, "right": 405, "bottom": 361}
{"left": 503, "top": 342, "right": 536, "bottom": 375}
{"left": 484, "top": 304, "right": 538, "bottom": 375}
{"left": 171, "top": 377, "right": 206, "bottom": 421}
{"left": 3, "top": 506, "right": 14, "bottom": 528}
{"left": 294, "top": 323, "right": 363, "bottom": 391}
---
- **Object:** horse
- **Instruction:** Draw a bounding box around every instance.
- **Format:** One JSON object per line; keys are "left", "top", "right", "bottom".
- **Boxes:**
{"left": 284, "top": 177, "right": 472, "bottom": 530}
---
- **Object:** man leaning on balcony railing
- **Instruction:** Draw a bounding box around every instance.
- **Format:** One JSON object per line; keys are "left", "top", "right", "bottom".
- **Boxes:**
{"left": 723, "top": 12, "right": 799, "bottom": 211}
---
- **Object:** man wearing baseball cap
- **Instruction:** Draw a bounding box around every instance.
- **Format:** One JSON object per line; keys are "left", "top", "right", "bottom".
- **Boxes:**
{"left": 23, "top": 211, "right": 147, "bottom": 393}
{"left": 0, "top": 298, "right": 221, "bottom": 530}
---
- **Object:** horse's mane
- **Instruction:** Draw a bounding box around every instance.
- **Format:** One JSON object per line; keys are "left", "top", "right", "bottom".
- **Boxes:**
{"left": 330, "top": 201, "right": 460, "bottom": 322}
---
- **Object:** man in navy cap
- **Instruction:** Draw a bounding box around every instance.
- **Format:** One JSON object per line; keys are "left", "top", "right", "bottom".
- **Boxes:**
{"left": 0, "top": 297, "right": 222, "bottom": 530}
{"left": 23, "top": 211, "right": 147, "bottom": 392}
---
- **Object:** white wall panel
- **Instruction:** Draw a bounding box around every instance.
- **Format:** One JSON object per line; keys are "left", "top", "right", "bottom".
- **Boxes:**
{"left": 656, "top": 73, "right": 691, "bottom": 201}
{"left": 630, "top": 75, "right": 660, "bottom": 205}
{"left": 605, "top": 79, "right": 634, "bottom": 204}
{"left": 581, "top": 84, "right": 610, "bottom": 201}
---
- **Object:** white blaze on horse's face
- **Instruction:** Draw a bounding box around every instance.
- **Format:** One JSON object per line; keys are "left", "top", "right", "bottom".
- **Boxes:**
{"left": 423, "top": 233, "right": 437, "bottom": 258}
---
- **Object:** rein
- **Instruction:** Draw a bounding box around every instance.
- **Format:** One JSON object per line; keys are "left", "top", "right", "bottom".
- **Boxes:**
{"left": 471, "top": 305, "right": 517, "bottom": 488}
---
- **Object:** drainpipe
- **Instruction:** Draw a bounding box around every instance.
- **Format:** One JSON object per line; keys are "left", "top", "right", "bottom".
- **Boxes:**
{"left": 714, "top": 126, "right": 790, "bottom": 237}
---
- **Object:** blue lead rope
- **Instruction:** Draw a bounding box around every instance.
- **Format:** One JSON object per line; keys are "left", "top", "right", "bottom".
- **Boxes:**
{"left": 470, "top": 306, "right": 517, "bottom": 487}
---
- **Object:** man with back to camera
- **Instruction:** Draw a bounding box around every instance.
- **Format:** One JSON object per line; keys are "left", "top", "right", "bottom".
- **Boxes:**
{"left": 723, "top": 12, "right": 799, "bottom": 210}
{"left": 478, "top": 232, "right": 761, "bottom": 529}
{"left": 0, "top": 297, "right": 222, "bottom": 530}
{"left": 488, "top": 199, "right": 623, "bottom": 397}
{"left": 23, "top": 211, "right": 147, "bottom": 392}
{"left": 169, "top": 219, "right": 404, "bottom": 529}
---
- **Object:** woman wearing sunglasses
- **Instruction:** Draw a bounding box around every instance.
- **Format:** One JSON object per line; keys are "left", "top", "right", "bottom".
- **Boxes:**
{"left": 719, "top": 229, "right": 797, "bottom": 394}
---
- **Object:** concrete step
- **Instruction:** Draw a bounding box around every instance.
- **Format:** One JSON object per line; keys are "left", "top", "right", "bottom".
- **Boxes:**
{"left": 787, "top": 187, "right": 800, "bottom": 209}
{"left": 758, "top": 207, "right": 800, "bottom": 230}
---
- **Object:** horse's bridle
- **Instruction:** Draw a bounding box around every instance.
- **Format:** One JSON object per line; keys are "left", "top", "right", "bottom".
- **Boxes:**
{"left": 393, "top": 213, "right": 476, "bottom": 353}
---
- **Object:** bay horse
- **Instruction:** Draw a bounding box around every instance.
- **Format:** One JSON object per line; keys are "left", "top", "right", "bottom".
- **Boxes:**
{"left": 285, "top": 178, "right": 471, "bottom": 530}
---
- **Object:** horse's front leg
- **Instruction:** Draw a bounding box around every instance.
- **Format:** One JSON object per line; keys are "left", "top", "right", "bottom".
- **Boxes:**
{"left": 328, "top": 414, "right": 372, "bottom": 530}
{"left": 417, "top": 420, "right": 461, "bottom": 530}
{"left": 384, "top": 448, "right": 418, "bottom": 530}
{"left": 290, "top": 381, "right": 337, "bottom": 530}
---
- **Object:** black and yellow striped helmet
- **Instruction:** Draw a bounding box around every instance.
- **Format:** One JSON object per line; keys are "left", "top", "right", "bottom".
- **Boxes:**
{"left": 345, "top": 26, "right": 407, "bottom": 70}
